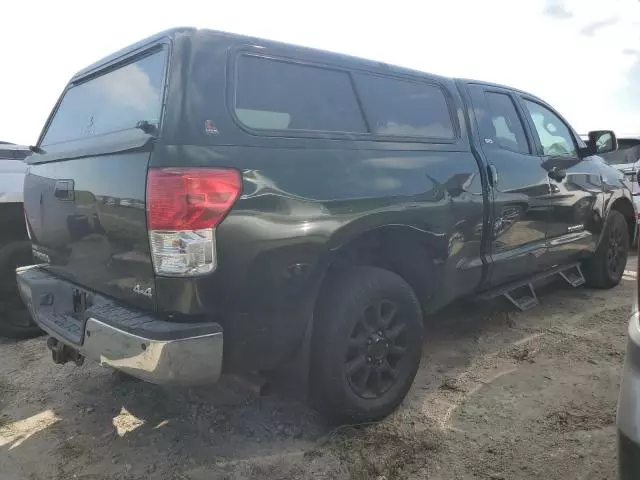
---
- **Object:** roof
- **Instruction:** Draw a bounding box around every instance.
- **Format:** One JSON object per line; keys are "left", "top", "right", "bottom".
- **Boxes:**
{"left": 454, "top": 77, "right": 534, "bottom": 96}
{"left": 70, "top": 27, "right": 451, "bottom": 85}
{"left": 0, "top": 143, "right": 30, "bottom": 151}
{"left": 71, "top": 27, "right": 195, "bottom": 81}
{"left": 0, "top": 143, "right": 31, "bottom": 161}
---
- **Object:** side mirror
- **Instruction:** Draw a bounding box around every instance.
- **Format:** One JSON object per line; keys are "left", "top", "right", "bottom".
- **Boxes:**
{"left": 588, "top": 130, "right": 618, "bottom": 155}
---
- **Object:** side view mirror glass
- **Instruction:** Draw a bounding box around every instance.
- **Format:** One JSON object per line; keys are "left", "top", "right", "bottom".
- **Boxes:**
{"left": 588, "top": 130, "right": 618, "bottom": 154}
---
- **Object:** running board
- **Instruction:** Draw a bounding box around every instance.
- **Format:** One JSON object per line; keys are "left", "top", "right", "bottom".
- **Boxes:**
{"left": 558, "top": 264, "right": 586, "bottom": 287}
{"left": 475, "top": 262, "right": 585, "bottom": 311}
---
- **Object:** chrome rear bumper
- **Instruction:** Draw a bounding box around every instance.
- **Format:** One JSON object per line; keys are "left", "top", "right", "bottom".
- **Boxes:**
{"left": 16, "top": 265, "right": 223, "bottom": 386}
{"left": 81, "top": 317, "right": 222, "bottom": 385}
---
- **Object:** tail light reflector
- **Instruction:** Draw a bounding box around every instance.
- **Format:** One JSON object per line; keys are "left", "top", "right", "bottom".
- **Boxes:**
{"left": 147, "top": 168, "right": 241, "bottom": 276}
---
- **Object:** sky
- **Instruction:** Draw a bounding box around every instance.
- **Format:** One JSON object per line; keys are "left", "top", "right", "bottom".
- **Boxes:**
{"left": 2, "top": 0, "right": 639, "bottom": 145}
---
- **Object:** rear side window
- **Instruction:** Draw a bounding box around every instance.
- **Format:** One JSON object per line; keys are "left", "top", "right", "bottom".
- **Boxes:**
{"left": 354, "top": 74, "right": 455, "bottom": 139}
{"left": 42, "top": 50, "right": 167, "bottom": 146}
{"left": 484, "top": 92, "right": 530, "bottom": 154}
{"left": 235, "top": 55, "right": 367, "bottom": 133}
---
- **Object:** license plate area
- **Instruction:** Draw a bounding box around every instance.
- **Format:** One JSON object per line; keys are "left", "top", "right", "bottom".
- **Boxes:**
{"left": 17, "top": 267, "right": 97, "bottom": 346}
{"left": 71, "top": 288, "right": 93, "bottom": 320}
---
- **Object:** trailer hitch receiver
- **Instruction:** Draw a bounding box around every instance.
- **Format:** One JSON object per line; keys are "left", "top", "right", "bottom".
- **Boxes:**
{"left": 46, "top": 337, "right": 84, "bottom": 366}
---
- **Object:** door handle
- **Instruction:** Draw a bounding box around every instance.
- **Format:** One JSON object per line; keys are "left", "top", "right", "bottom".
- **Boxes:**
{"left": 54, "top": 179, "right": 75, "bottom": 201}
{"left": 487, "top": 164, "right": 498, "bottom": 186}
{"left": 548, "top": 167, "right": 566, "bottom": 182}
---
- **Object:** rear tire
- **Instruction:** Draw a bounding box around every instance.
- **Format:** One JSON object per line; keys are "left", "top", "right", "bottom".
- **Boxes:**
{"left": 0, "top": 241, "right": 42, "bottom": 339}
{"left": 311, "top": 267, "right": 423, "bottom": 423}
{"left": 583, "top": 210, "right": 629, "bottom": 289}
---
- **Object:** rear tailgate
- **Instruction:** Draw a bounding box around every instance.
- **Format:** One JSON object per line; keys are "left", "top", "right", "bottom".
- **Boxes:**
{"left": 23, "top": 48, "right": 168, "bottom": 311}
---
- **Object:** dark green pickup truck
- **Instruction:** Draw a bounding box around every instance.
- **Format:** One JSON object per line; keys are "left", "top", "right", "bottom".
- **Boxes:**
{"left": 14, "top": 28, "right": 636, "bottom": 422}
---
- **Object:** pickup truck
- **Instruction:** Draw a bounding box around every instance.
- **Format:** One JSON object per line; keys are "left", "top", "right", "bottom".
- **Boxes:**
{"left": 0, "top": 142, "right": 40, "bottom": 338}
{"left": 16, "top": 28, "right": 635, "bottom": 422}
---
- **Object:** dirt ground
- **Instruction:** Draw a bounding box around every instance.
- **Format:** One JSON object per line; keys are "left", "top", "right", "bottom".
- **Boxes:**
{"left": 0, "top": 257, "right": 636, "bottom": 480}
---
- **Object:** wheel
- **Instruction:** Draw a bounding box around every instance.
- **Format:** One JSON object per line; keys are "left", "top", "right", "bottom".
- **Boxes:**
{"left": 0, "top": 241, "right": 42, "bottom": 339}
{"left": 311, "top": 266, "right": 424, "bottom": 423}
{"left": 583, "top": 210, "right": 629, "bottom": 289}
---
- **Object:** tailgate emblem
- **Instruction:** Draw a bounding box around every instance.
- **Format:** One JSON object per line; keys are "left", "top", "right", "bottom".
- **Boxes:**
{"left": 54, "top": 179, "right": 75, "bottom": 201}
{"left": 133, "top": 284, "right": 153, "bottom": 298}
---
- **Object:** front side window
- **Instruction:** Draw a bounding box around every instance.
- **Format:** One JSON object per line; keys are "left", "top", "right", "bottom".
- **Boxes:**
{"left": 235, "top": 55, "right": 367, "bottom": 133}
{"left": 523, "top": 100, "right": 577, "bottom": 157}
{"left": 354, "top": 74, "right": 455, "bottom": 139}
{"left": 42, "top": 50, "right": 167, "bottom": 146}
{"left": 484, "top": 92, "right": 530, "bottom": 154}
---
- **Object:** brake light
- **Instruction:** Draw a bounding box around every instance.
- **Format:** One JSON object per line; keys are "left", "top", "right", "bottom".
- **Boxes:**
{"left": 147, "top": 168, "right": 241, "bottom": 276}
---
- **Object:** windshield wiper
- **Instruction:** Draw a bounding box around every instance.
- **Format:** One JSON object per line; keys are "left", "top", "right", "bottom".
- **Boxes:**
{"left": 135, "top": 120, "right": 158, "bottom": 136}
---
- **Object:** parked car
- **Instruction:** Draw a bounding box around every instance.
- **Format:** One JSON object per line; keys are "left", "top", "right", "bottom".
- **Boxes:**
{"left": 600, "top": 136, "right": 640, "bottom": 218}
{"left": 16, "top": 28, "right": 634, "bottom": 422}
{"left": 0, "top": 142, "right": 40, "bottom": 338}
{"left": 618, "top": 246, "right": 640, "bottom": 479}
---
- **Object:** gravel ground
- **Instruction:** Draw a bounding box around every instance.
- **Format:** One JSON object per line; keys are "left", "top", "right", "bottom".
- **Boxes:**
{"left": 0, "top": 256, "right": 635, "bottom": 480}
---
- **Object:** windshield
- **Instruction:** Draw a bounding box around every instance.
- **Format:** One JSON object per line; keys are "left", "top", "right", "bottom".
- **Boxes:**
{"left": 41, "top": 49, "right": 167, "bottom": 146}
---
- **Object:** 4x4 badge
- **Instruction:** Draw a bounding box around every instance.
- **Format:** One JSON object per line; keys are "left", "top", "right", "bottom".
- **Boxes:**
{"left": 133, "top": 285, "right": 153, "bottom": 298}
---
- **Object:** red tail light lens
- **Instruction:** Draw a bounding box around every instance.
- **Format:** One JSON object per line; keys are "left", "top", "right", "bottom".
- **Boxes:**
{"left": 146, "top": 168, "right": 241, "bottom": 276}
{"left": 147, "top": 168, "right": 242, "bottom": 231}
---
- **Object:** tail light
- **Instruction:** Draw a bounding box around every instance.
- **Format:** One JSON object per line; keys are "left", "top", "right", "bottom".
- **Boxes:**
{"left": 146, "top": 167, "right": 241, "bottom": 276}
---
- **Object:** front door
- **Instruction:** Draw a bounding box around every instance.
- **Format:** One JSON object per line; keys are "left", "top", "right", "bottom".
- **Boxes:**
{"left": 468, "top": 85, "right": 552, "bottom": 285}
{"left": 518, "top": 97, "right": 603, "bottom": 264}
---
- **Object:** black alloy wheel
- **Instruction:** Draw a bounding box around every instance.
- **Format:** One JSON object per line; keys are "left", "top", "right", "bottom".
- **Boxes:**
{"left": 607, "top": 217, "right": 627, "bottom": 280}
{"left": 311, "top": 266, "right": 424, "bottom": 423}
{"left": 583, "top": 210, "right": 629, "bottom": 289}
{"left": 345, "top": 299, "right": 408, "bottom": 399}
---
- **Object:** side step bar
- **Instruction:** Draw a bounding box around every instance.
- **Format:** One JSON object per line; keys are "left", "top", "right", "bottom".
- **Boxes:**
{"left": 558, "top": 264, "right": 586, "bottom": 287}
{"left": 475, "top": 262, "right": 585, "bottom": 311}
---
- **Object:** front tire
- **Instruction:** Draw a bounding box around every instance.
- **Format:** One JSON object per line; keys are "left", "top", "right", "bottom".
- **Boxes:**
{"left": 583, "top": 210, "right": 629, "bottom": 289}
{"left": 0, "top": 241, "right": 42, "bottom": 339}
{"left": 311, "top": 267, "right": 424, "bottom": 423}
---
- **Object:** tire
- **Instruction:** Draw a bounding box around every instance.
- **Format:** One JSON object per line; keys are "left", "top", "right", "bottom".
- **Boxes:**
{"left": 0, "top": 241, "right": 42, "bottom": 339}
{"left": 311, "top": 266, "right": 424, "bottom": 423}
{"left": 583, "top": 210, "right": 629, "bottom": 289}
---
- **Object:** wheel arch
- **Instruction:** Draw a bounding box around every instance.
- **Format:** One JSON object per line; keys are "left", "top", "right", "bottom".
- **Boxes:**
{"left": 609, "top": 196, "right": 636, "bottom": 245}
{"left": 318, "top": 225, "right": 443, "bottom": 314}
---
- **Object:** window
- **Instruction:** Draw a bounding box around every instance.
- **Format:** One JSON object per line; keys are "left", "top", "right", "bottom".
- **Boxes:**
{"left": 235, "top": 55, "right": 367, "bottom": 133}
{"left": 523, "top": 100, "right": 577, "bottom": 157}
{"left": 595, "top": 132, "right": 614, "bottom": 153}
{"left": 484, "top": 92, "right": 530, "bottom": 154}
{"left": 42, "top": 50, "right": 167, "bottom": 146}
{"left": 354, "top": 74, "right": 455, "bottom": 139}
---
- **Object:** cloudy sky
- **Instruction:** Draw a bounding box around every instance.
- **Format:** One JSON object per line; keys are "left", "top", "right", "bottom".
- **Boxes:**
{"left": 2, "top": 0, "right": 639, "bottom": 145}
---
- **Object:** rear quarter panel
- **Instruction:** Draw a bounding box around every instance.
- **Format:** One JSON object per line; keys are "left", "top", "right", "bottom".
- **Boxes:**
{"left": 153, "top": 31, "right": 489, "bottom": 371}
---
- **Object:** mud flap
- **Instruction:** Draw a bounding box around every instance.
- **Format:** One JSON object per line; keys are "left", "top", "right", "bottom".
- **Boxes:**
{"left": 267, "top": 314, "right": 314, "bottom": 401}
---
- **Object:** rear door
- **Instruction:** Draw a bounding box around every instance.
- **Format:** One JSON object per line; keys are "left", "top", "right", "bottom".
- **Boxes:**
{"left": 23, "top": 46, "right": 168, "bottom": 311}
{"left": 468, "top": 85, "right": 552, "bottom": 285}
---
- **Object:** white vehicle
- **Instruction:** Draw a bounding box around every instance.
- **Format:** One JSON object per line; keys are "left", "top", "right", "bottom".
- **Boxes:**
{"left": 0, "top": 142, "right": 40, "bottom": 338}
{"left": 592, "top": 135, "right": 640, "bottom": 207}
